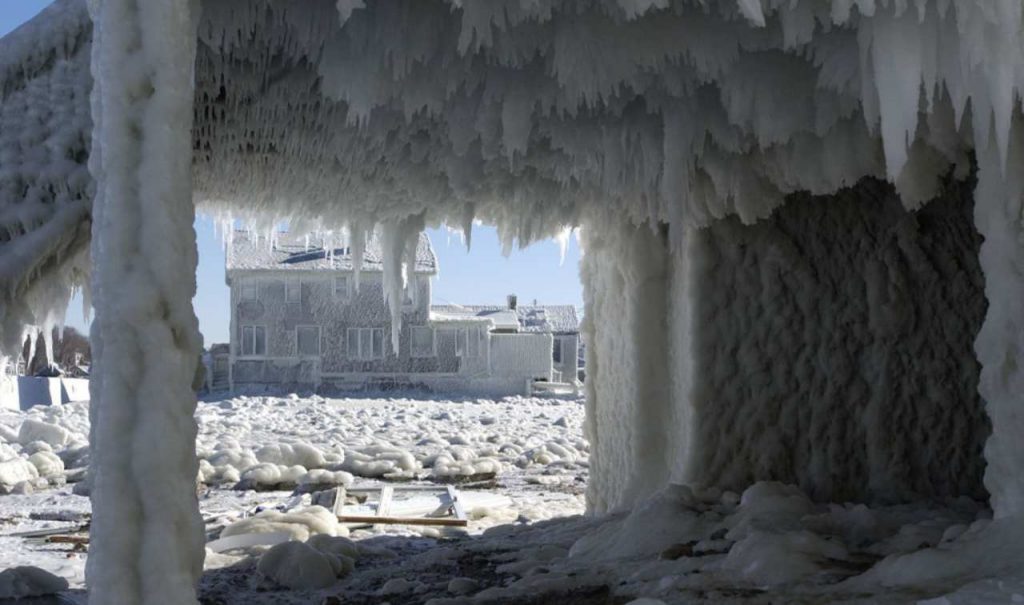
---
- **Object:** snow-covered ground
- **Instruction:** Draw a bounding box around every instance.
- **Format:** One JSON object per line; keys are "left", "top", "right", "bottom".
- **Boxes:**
{"left": 0, "top": 392, "right": 588, "bottom": 601}
{"left": 2, "top": 393, "right": 1021, "bottom": 604}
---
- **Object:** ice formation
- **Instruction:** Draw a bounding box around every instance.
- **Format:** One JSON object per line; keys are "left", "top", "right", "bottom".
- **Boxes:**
{"left": 5, "top": 0, "right": 1024, "bottom": 602}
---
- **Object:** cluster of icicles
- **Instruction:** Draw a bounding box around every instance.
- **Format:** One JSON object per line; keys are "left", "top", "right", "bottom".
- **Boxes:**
{"left": 187, "top": 0, "right": 1024, "bottom": 249}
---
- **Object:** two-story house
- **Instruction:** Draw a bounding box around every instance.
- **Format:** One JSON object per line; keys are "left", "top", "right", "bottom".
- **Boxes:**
{"left": 224, "top": 231, "right": 580, "bottom": 394}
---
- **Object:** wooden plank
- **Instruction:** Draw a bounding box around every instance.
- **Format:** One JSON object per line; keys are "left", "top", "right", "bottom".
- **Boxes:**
{"left": 332, "top": 486, "right": 346, "bottom": 517}
{"left": 8, "top": 524, "right": 89, "bottom": 538}
{"left": 46, "top": 535, "right": 90, "bottom": 545}
{"left": 446, "top": 485, "right": 467, "bottom": 521}
{"left": 336, "top": 514, "right": 468, "bottom": 527}
{"left": 377, "top": 485, "right": 394, "bottom": 517}
{"left": 347, "top": 485, "right": 451, "bottom": 493}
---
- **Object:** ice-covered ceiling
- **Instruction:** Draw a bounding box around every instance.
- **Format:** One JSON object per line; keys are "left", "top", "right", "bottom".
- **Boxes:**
{"left": 190, "top": 0, "right": 1017, "bottom": 237}
{"left": 4, "top": 0, "right": 1023, "bottom": 293}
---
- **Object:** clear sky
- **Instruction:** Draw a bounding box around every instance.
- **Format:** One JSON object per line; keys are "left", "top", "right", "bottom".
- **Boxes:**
{"left": 2, "top": 3, "right": 583, "bottom": 345}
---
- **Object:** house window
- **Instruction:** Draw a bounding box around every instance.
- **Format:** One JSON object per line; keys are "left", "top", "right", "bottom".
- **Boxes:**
{"left": 240, "top": 281, "right": 258, "bottom": 302}
{"left": 457, "top": 327, "right": 483, "bottom": 358}
{"left": 347, "top": 328, "right": 385, "bottom": 361}
{"left": 411, "top": 326, "right": 436, "bottom": 357}
{"left": 296, "top": 326, "right": 321, "bottom": 357}
{"left": 240, "top": 326, "right": 266, "bottom": 356}
{"left": 334, "top": 276, "right": 351, "bottom": 302}
{"left": 552, "top": 337, "right": 562, "bottom": 364}
{"left": 285, "top": 280, "right": 301, "bottom": 304}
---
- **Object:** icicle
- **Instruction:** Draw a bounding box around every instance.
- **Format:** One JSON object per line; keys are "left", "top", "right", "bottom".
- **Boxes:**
{"left": 461, "top": 204, "right": 475, "bottom": 252}
{"left": 736, "top": 0, "right": 766, "bottom": 27}
{"left": 555, "top": 226, "right": 573, "bottom": 266}
{"left": 336, "top": 0, "right": 365, "bottom": 27}
{"left": 350, "top": 221, "right": 366, "bottom": 293}
{"left": 869, "top": 10, "right": 924, "bottom": 180}
{"left": 380, "top": 215, "right": 425, "bottom": 355}
{"left": 41, "top": 320, "right": 54, "bottom": 368}
{"left": 26, "top": 330, "right": 37, "bottom": 370}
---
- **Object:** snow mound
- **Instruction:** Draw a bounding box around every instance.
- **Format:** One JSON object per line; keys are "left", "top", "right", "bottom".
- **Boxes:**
{"left": 0, "top": 566, "right": 69, "bottom": 599}
{"left": 256, "top": 541, "right": 345, "bottom": 590}
{"left": 220, "top": 505, "right": 345, "bottom": 543}
{"left": 0, "top": 458, "right": 39, "bottom": 492}
{"left": 18, "top": 419, "right": 72, "bottom": 449}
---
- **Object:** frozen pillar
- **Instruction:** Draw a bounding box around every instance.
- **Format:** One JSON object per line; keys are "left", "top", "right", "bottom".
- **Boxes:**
{"left": 581, "top": 220, "right": 674, "bottom": 513}
{"left": 86, "top": 1, "right": 204, "bottom": 603}
{"left": 975, "top": 122, "right": 1024, "bottom": 519}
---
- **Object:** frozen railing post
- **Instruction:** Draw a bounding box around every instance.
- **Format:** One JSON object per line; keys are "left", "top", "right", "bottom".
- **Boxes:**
{"left": 86, "top": 0, "right": 205, "bottom": 604}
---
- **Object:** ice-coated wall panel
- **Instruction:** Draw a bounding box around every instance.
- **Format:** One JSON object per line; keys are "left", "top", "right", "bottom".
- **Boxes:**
{"left": 490, "top": 333, "right": 553, "bottom": 380}
{"left": 687, "top": 176, "right": 988, "bottom": 502}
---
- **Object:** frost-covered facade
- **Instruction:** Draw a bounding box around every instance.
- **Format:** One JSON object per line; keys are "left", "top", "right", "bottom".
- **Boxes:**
{"left": 5, "top": 0, "right": 1024, "bottom": 602}
{"left": 226, "top": 231, "right": 579, "bottom": 393}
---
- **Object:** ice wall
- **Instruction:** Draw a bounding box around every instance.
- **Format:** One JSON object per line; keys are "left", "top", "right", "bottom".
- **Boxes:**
{"left": 688, "top": 174, "right": 988, "bottom": 503}
{"left": 585, "top": 173, "right": 990, "bottom": 513}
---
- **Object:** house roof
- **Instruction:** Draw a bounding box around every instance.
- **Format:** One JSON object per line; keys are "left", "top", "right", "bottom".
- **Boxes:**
{"left": 226, "top": 231, "right": 437, "bottom": 274}
{"left": 430, "top": 304, "right": 580, "bottom": 335}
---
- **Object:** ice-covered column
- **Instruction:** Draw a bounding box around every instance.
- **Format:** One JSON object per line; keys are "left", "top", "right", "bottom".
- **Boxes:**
{"left": 581, "top": 219, "right": 674, "bottom": 513}
{"left": 975, "top": 120, "right": 1024, "bottom": 519}
{"left": 86, "top": 0, "right": 204, "bottom": 603}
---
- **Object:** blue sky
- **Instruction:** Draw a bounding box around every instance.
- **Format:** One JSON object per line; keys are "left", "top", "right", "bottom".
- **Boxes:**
{"left": 2, "top": 3, "right": 583, "bottom": 345}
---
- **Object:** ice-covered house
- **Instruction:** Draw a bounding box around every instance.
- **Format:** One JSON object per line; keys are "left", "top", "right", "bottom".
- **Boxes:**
{"left": 225, "top": 231, "right": 579, "bottom": 393}
{"left": 9, "top": 1, "right": 1024, "bottom": 603}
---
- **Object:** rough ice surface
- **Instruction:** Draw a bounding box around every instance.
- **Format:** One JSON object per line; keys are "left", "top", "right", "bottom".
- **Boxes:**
{"left": 84, "top": 0, "right": 205, "bottom": 603}
{"left": 6, "top": 0, "right": 1024, "bottom": 602}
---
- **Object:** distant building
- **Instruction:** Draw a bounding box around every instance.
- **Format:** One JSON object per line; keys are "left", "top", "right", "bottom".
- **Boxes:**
{"left": 224, "top": 231, "right": 580, "bottom": 394}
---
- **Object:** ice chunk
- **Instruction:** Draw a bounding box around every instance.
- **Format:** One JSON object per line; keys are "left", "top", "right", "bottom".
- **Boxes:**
{"left": 18, "top": 419, "right": 72, "bottom": 449}
{"left": 0, "top": 458, "right": 39, "bottom": 491}
{"left": 257, "top": 541, "right": 341, "bottom": 590}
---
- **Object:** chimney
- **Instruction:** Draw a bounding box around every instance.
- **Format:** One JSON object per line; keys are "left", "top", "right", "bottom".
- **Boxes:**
{"left": 507, "top": 294, "right": 517, "bottom": 310}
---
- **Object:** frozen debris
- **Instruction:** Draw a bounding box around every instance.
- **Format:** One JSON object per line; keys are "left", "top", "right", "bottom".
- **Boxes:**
{"left": 296, "top": 469, "right": 354, "bottom": 493}
{"left": 256, "top": 541, "right": 346, "bottom": 590}
{"left": 716, "top": 529, "right": 850, "bottom": 585}
{"left": 18, "top": 419, "right": 73, "bottom": 449}
{"left": 205, "top": 531, "right": 292, "bottom": 555}
{"left": 447, "top": 577, "right": 480, "bottom": 595}
{"left": 28, "top": 451, "right": 64, "bottom": 480}
{"left": 379, "top": 577, "right": 424, "bottom": 596}
{"left": 220, "top": 505, "right": 346, "bottom": 543}
{"left": 0, "top": 458, "right": 39, "bottom": 493}
{"left": 0, "top": 566, "right": 69, "bottom": 599}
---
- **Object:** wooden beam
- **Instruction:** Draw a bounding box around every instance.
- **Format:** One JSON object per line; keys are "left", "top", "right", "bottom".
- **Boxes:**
{"left": 336, "top": 515, "right": 468, "bottom": 527}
